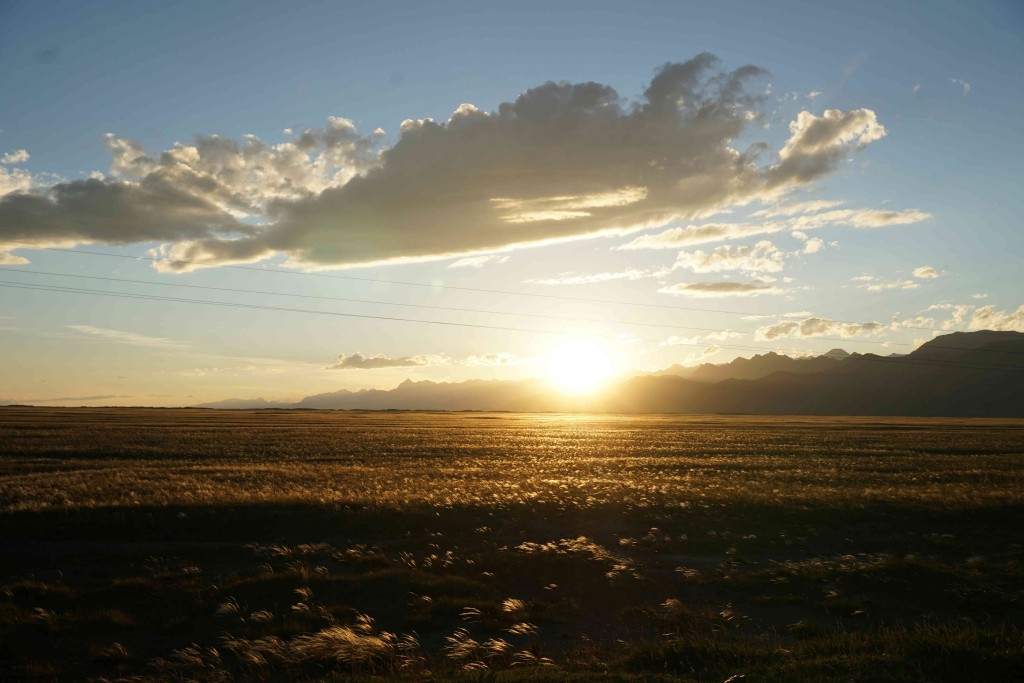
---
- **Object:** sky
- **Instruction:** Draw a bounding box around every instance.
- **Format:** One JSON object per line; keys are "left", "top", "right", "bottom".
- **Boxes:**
{"left": 1, "top": 0, "right": 1022, "bottom": 406}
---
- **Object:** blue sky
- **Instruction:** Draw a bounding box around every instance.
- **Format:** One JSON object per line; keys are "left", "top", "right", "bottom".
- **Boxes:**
{"left": 1, "top": 0, "right": 1022, "bottom": 405}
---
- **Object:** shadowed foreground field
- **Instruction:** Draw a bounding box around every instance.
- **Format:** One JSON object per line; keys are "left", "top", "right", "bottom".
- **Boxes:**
{"left": 2, "top": 408, "right": 1023, "bottom": 681}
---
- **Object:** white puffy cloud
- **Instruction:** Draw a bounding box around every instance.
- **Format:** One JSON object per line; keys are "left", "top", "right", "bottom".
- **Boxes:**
{"left": 951, "top": 78, "right": 971, "bottom": 95}
{"left": 1, "top": 55, "right": 896, "bottom": 272}
{"left": 327, "top": 352, "right": 446, "bottom": 370}
{"left": 1, "top": 149, "right": 30, "bottom": 164}
{"left": 803, "top": 238, "right": 824, "bottom": 253}
{"left": 912, "top": 266, "right": 939, "bottom": 279}
{"left": 0, "top": 165, "right": 33, "bottom": 196}
{"left": 755, "top": 317, "right": 884, "bottom": 340}
{"left": 658, "top": 280, "right": 782, "bottom": 297}
{"left": 968, "top": 305, "right": 1024, "bottom": 332}
{"left": 928, "top": 303, "right": 973, "bottom": 330}
{"left": 673, "top": 240, "right": 784, "bottom": 273}
{"left": 790, "top": 232, "right": 831, "bottom": 255}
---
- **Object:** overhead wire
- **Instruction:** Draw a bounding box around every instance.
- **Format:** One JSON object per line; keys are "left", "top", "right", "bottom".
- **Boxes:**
{"left": 0, "top": 241, "right": 943, "bottom": 332}
{"left": 4, "top": 280, "right": 1022, "bottom": 374}
{"left": 1, "top": 264, "right": 1021, "bottom": 357}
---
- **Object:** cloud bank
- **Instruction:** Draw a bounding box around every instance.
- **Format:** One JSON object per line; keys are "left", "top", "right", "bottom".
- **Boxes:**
{"left": 1, "top": 54, "right": 897, "bottom": 272}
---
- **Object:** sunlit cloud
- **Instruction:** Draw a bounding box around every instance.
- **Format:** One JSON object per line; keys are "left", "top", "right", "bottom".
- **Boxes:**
{"left": 658, "top": 280, "right": 783, "bottom": 297}
{"left": 617, "top": 207, "right": 929, "bottom": 250}
{"left": 755, "top": 317, "right": 884, "bottom": 340}
{"left": 447, "top": 254, "right": 510, "bottom": 269}
{"left": 1, "top": 149, "right": 30, "bottom": 164}
{"left": 1, "top": 54, "right": 897, "bottom": 272}
{"left": 327, "top": 352, "right": 447, "bottom": 370}
{"left": 853, "top": 274, "right": 920, "bottom": 292}
{"left": 969, "top": 304, "right": 1024, "bottom": 332}
{"left": 673, "top": 240, "right": 785, "bottom": 273}
{"left": 526, "top": 267, "right": 663, "bottom": 286}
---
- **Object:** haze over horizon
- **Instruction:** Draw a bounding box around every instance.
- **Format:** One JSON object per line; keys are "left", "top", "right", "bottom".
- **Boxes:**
{"left": 2, "top": 1, "right": 1022, "bottom": 406}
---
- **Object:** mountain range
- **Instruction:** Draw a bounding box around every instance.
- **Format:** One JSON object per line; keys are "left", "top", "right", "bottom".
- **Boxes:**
{"left": 198, "top": 330, "right": 1024, "bottom": 416}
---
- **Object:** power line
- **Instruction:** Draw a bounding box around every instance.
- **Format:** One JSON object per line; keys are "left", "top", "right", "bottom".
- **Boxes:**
{"left": 0, "top": 241, "right": 943, "bottom": 332}
{"left": 4, "top": 280, "right": 1022, "bottom": 373}
{"left": 3, "top": 265, "right": 1022, "bottom": 357}
{"left": 0, "top": 267, "right": 746, "bottom": 336}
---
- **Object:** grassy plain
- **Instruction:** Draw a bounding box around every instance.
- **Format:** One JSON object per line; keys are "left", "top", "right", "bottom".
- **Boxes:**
{"left": 1, "top": 407, "right": 1023, "bottom": 681}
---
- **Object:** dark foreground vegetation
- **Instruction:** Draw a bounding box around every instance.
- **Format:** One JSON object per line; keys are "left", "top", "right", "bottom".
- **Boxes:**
{"left": 2, "top": 407, "right": 1023, "bottom": 681}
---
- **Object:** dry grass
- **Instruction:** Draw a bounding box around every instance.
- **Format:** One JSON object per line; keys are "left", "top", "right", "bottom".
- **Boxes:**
{"left": 1, "top": 407, "right": 1023, "bottom": 680}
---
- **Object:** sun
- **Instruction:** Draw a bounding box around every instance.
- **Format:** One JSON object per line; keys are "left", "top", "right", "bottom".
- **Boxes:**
{"left": 545, "top": 339, "right": 615, "bottom": 394}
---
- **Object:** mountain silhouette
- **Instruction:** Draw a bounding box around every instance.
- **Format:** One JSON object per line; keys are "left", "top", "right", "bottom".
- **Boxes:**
{"left": 197, "top": 330, "right": 1024, "bottom": 416}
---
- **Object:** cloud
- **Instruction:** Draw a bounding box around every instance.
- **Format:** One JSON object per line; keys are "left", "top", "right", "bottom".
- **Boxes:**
{"left": 968, "top": 305, "right": 1024, "bottom": 332}
{"left": 1, "top": 149, "right": 29, "bottom": 164}
{"left": 29, "top": 394, "right": 130, "bottom": 403}
{"left": 912, "top": 266, "right": 939, "bottom": 279}
{"left": 823, "top": 209, "right": 931, "bottom": 229}
{"left": 661, "top": 331, "right": 742, "bottom": 346}
{"left": 617, "top": 222, "right": 775, "bottom": 249}
{"left": 971, "top": 293, "right": 989, "bottom": 299}
{"left": 912, "top": 84, "right": 922, "bottom": 95}
{"left": 951, "top": 78, "right": 971, "bottom": 95}
{"left": 892, "top": 315, "right": 936, "bottom": 329}
{"left": 0, "top": 165, "right": 33, "bottom": 196}
{"left": 462, "top": 352, "right": 519, "bottom": 366}
{"left": 752, "top": 199, "right": 844, "bottom": 218}
{"left": 855, "top": 277, "right": 919, "bottom": 292}
{"left": 658, "top": 280, "right": 782, "bottom": 298}
{"left": 526, "top": 267, "right": 661, "bottom": 285}
{"left": 802, "top": 237, "right": 824, "bottom": 254}
{"left": 0, "top": 251, "right": 29, "bottom": 265}
{"left": 791, "top": 230, "right": 825, "bottom": 254}
{"left": 1, "top": 178, "right": 248, "bottom": 251}
{"left": 673, "top": 240, "right": 785, "bottom": 273}
{"left": 327, "top": 352, "right": 445, "bottom": 370}
{"left": 679, "top": 344, "right": 723, "bottom": 366}
{"left": 755, "top": 317, "right": 884, "bottom": 340}
{"left": 66, "top": 324, "right": 189, "bottom": 349}
{"left": 771, "top": 109, "right": 885, "bottom": 185}
{"left": 447, "top": 254, "right": 510, "bottom": 269}
{"left": 1, "top": 55, "right": 895, "bottom": 272}
{"left": 617, "top": 206, "right": 929, "bottom": 250}
{"left": 927, "top": 303, "right": 972, "bottom": 330}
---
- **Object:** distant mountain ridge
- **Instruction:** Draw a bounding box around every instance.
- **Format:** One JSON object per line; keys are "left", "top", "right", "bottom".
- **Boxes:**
{"left": 197, "top": 330, "right": 1024, "bottom": 416}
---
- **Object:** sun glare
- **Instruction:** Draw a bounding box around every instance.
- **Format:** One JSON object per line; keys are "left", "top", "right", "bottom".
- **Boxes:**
{"left": 546, "top": 340, "right": 615, "bottom": 394}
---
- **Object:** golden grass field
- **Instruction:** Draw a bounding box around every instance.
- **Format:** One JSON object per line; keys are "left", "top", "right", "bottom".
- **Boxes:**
{"left": 2, "top": 407, "right": 1023, "bottom": 681}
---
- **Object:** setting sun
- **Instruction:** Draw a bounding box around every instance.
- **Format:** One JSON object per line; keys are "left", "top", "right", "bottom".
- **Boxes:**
{"left": 546, "top": 340, "right": 615, "bottom": 394}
